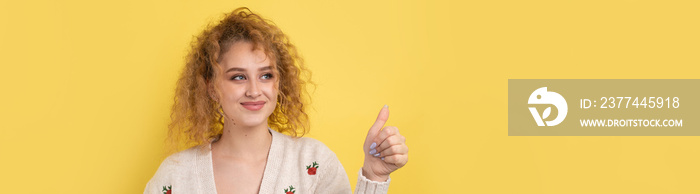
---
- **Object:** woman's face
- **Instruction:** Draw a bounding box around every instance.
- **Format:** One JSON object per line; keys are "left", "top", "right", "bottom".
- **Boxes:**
{"left": 214, "top": 41, "right": 278, "bottom": 128}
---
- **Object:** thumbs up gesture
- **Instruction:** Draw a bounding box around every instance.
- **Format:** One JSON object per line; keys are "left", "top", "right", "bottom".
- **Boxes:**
{"left": 362, "top": 105, "right": 408, "bottom": 182}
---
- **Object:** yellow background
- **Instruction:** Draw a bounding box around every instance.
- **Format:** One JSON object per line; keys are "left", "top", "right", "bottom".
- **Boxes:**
{"left": 1, "top": 0, "right": 699, "bottom": 193}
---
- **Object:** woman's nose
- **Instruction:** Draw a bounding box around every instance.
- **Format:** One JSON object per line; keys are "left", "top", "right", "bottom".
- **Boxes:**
{"left": 245, "top": 79, "right": 262, "bottom": 97}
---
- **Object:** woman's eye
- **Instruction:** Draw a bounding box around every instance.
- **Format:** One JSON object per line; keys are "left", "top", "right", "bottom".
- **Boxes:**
{"left": 230, "top": 75, "right": 246, "bottom": 80}
{"left": 261, "top": 73, "right": 273, "bottom": 80}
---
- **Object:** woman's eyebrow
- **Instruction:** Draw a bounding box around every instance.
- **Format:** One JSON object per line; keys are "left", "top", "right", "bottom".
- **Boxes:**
{"left": 258, "top": 66, "right": 272, "bottom": 71}
{"left": 225, "top": 66, "right": 272, "bottom": 73}
{"left": 225, "top": 67, "right": 245, "bottom": 73}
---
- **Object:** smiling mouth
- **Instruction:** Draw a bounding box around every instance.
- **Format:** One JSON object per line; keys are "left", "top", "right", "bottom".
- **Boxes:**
{"left": 241, "top": 101, "right": 265, "bottom": 111}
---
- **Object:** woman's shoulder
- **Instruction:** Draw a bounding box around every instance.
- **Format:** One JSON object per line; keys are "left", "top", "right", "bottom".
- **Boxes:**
{"left": 153, "top": 146, "right": 203, "bottom": 175}
{"left": 144, "top": 146, "right": 206, "bottom": 193}
{"left": 160, "top": 146, "right": 202, "bottom": 167}
{"left": 276, "top": 131, "right": 331, "bottom": 151}
{"left": 273, "top": 129, "right": 339, "bottom": 160}
{"left": 293, "top": 136, "right": 331, "bottom": 150}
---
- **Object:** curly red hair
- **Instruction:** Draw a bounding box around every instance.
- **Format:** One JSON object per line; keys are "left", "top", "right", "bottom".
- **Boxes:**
{"left": 166, "top": 7, "right": 312, "bottom": 154}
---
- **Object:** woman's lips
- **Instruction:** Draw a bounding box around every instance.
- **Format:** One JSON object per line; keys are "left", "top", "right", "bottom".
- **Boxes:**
{"left": 241, "top": 101, "right": 265, "bottom": 111}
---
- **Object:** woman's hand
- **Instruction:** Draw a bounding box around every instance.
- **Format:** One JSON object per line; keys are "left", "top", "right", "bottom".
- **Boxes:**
{"left": 362, "top": 105, "right": 408, "bottom": 182}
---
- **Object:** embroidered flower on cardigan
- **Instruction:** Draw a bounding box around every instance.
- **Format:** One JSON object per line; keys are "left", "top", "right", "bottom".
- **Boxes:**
{"left": 284, "top": 185, "right": 296, "bottom": 194}
{"left": 305, "top": 161, "right": 319, "bottom": 175}
{"left": 162, "top": 185, "right": 172, "bottom": 194}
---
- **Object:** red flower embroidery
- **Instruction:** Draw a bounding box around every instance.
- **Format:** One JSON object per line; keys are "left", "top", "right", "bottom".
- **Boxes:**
{"left": 306, "top": 161, "right": 319, "bottom": 175}
{"left": 162, "top": 185, "right": 172, "bottom": 194}
{"left": 284, "top": 185, "right": 295, "bottom": 194}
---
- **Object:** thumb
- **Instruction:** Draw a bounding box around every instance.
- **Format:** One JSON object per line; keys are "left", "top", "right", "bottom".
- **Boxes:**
{"left": 365, "top": 105, "right": 389, "bottom": 147}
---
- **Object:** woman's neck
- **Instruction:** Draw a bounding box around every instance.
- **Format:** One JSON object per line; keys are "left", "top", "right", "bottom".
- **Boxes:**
{"left": 212, "top": 123, "right": 272, "bottom": 161}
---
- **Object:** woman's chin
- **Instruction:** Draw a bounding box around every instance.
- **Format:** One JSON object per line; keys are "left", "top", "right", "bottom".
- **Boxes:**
{"left": 234, "top": 117, "right": 269, "bottom": 128}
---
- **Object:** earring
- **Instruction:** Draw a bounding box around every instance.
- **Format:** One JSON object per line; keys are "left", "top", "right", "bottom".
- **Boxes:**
{"left": 218, "top": 104, "right": 235, "bottom": 123}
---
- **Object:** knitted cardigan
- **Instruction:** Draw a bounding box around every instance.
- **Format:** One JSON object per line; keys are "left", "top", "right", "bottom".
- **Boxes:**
{"left": 144, "top": 128, "right": 390, "bottom": 194}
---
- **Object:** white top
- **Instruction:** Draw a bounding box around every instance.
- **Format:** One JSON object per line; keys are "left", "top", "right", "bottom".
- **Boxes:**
{"left": 144, "top": 128, "right": 390, "bottom": 194}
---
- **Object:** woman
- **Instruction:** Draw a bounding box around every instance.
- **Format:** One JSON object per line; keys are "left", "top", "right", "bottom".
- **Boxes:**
{"left": 145, "top": 7, "right": 408, "bottom": 194}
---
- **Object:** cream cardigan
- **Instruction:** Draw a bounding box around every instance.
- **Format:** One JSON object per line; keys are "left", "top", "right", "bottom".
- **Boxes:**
{"left": 144, "top": 128, "right": 390, "bottom": 194}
